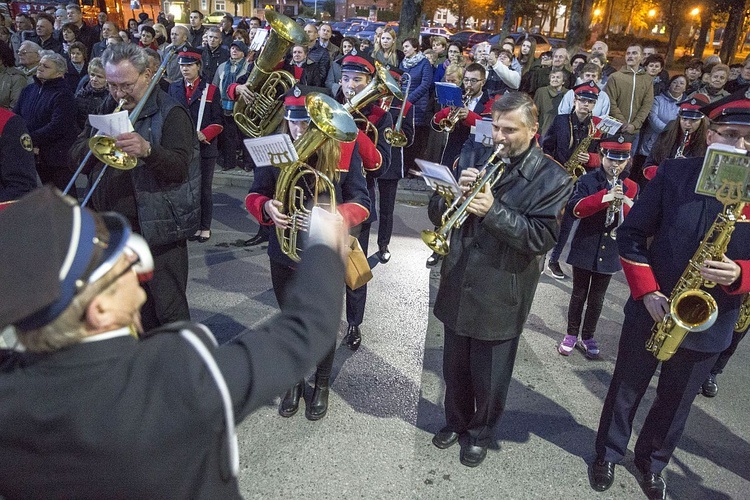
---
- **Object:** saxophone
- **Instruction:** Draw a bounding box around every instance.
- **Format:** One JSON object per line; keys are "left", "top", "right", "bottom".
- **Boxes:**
{"left": 735, "top": 294, "right": 750, "bottom": 332}
{"left": 563, "top": 115, "right": 597, "bottom": 181}
{"left": 646, "top": 197, "right": 747, "bottom": 361}
{"left": 675, "top": 129, "right": 690, "bottom": 159}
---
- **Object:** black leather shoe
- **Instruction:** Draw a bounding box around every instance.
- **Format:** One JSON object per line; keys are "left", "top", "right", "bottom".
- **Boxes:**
{"left": 188, "top": 233, "right": 201, "bottom": 242}
{"left": 197, "top": 231, "right": 211, "bottom": 243}
{"left": 638, "top": 468, "right": 666, "bottom": 500}
{"left": 459, "top": 439, "right": 487, "bottom": 467}
{"left": 278, "top": 380, "right": 304, "bottom": 418}
{"left": 244, "top": 232, "right": 269, "bottom": 247}
{"left": 432, "top": 429, "right": 459, "bottom": 449}
{"left": 426, "top": 252, "right": 441, "bottom": 267}
{"left": 305, "top": 376, "right": 329, "bottom": 421}
{"left": 702, "top": 374, "right": 718, "bottom": 397}
{"left": 590, "top": 459, "right": 616, "bottom": 492}
{"left": 343, "top": 324, "right": 361, "bottom": 351}
{"left": 377, "top": 246, "right": 391, "bottom": 263}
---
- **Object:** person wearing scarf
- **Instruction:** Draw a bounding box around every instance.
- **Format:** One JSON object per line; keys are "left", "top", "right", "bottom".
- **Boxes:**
{"left": 212, "top": 40, "right": 248, "bottom": 171}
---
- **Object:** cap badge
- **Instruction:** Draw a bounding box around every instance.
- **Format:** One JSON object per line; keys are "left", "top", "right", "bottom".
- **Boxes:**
{"left": 351, "top": 48, "right": 357, "bottom": 55}
{"left": 293, "top": 86, "right": 301, "bottom": 98}
{"left": 617, "top": 136, "right": 625, "bottom": 143}
{"left": 690, "top": 98, "right": 696, "bottom": 105}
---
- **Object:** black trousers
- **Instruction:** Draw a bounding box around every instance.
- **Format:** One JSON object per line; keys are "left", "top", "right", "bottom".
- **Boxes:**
{"left": 218, "top": 114, "right": 241, "bottom": 169}
{"left": 567, "top": 267, "right": 613, "bottom": 340}
{"left": 442, "top": 327, "right": 520, "bottom": 446}
{"left": 595, "top": 312, "right": 719, "bottom": 473}
{"left": 376, "top": 178, "right": 399, "bottom": 249}
{"left": 710, "top": 327, "right": 748, "bottom": 375}
{"left": 549, "top": 209, "right": 574, "bottom": 263}
{"left": 141, "top": 239, "right": 190, "bottom": 331}
{"left": 345, "top": 223, "right": 370, "bottom": 326}
{"left": 270, "top": 259, "right": 334, "bottom": 378}
{"left": 404, "top": 125, "right": 429, "bottom": 176}
{"left": 199, "top": 155, "right": 216, "bottom": 230}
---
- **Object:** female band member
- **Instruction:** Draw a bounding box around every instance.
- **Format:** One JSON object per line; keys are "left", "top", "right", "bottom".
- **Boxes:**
{"left": 245, "top": 86, "right": 370, "bottom": 421}
{"left": 558, "top": 137, "right": 638, "bottom": 358}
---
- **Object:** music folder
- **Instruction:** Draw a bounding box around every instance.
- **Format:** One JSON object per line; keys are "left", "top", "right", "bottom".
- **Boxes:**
{"left": 435, "top": 82, "right": 464, "bottom": 108}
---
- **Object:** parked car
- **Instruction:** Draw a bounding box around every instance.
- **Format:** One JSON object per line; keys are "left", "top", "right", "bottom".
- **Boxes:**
{"left": 344, "top": 24, "right": 367, "bottom": 37}
{"left": 466, "top": 31, "right": 493, "bottom": 49}
{"left": 487, "top": 33, "right": 552, "bottom": 57}
{"left": 421, "top": 27, "right": 453, "bottom": 38}
{"left": 205, "top": 11, "right": 233, "bottom": 24}
{"left": 450, "top": 29, "right": 480, "bottom": 47}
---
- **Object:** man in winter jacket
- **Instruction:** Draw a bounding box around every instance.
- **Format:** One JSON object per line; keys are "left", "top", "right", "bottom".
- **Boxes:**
{"left": 604, "top": 45, "right": 653, "bottom": 149}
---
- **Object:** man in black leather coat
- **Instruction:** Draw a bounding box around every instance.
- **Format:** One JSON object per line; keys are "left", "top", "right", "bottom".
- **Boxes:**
{"left": 428, "top": 92, "right": 573, "bottom": 467}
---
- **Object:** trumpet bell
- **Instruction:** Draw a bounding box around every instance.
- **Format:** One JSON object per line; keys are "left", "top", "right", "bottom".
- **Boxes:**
{"left": 88, "top": 136, "right": 138, "bottom": 170}
{"left": 422, "top": 229, "right": 449, "bottom": 256}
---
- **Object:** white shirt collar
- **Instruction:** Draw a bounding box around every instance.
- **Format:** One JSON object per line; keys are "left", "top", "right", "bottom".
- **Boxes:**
{"left": 80, "top": 327, "right": 133, "bottom": 343}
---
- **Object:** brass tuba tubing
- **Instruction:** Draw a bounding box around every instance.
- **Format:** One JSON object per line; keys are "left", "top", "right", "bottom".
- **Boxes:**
{"left": 384, "top": 73, "right": 411, "bottom": 147}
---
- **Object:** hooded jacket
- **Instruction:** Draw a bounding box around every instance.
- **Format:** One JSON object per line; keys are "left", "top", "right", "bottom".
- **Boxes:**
{"left": 604, "top": 66, "right": 654, "bottom": 131}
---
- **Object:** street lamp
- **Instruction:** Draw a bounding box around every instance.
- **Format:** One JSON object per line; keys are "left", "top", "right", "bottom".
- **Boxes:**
{"left": 648, "top": 8, "right": 656, "bottom": 18}
{"left": 690, "top": 7, "right": 700, "bottom": 17}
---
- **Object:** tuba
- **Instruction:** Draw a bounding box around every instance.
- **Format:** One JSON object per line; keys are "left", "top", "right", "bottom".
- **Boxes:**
{"left": 343, "top": 61, "right": 403, "bottom": 147}
{"left": 233, "top": 10, "right": 307, "bottom": 138}
{"left": 274, "top": 93, "right": 359, "bottom": 261}
{"left": 422, "top": 144, "right": 506, "bottom": 256}
{"left": 646, "top": 188, "right": 747, "bottom": 361}
{"left": 383, "top": 72, "right": 411, "bottom": 147}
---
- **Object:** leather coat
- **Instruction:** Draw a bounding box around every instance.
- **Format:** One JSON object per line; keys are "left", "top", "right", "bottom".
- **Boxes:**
{"left": 429, "top": 142, "right": 573, "bottom": 341}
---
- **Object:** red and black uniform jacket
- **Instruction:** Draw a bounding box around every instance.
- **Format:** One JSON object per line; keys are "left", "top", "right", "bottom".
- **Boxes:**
{"left": 167, "top": 77, "right": 224, "bottom": 159}
{"left": 541, "top": 113, "right": 602, "bottom": 171}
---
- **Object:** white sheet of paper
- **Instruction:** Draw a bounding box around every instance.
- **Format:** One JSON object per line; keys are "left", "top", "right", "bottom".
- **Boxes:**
{"left": 243, "top": 134, "right": 298, "bottom": 167}
{"left": 473, "top": 119, "right": 494, "bottom": 146}
{"left": 249, "top": 29, "right": 268, "bottom": 52}
{"left": 414, "top": 158, "right": 461, "bottom": 199}
{"left": 88, "top": 110, "right": 133, "bottom": 137}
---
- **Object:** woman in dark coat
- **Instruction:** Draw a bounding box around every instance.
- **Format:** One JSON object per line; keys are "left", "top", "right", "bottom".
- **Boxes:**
{"left": 283, "top": 43, "right": 325, "bottom": 88}
{"left": 74, "top": 57, "right": 108, "bottom": 130}
{"left": 400, "top": 37, "right": 433, "bottom": 177}
{"left": 65, "top": 41, "right": 87, "bottom": 92}
{"left": 14, "top": 50, "right": 78, "bottom": 190}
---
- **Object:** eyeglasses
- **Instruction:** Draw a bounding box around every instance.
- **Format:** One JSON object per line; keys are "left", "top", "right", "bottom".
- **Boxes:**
{"left": 17, "top": 50, "right": 33, "bottom": 55}
{"left": 107, "top": 74, "right": 143, "bottom": 94}
{"left": 463, "top": 78, "right": 484, "bottom": 84}
{"left": 711, "top": 128, "right": 750, "bottom": 145}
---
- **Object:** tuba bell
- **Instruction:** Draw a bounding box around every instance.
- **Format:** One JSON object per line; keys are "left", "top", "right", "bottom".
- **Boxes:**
{"left": 343, "top": 61, "right": 403, "bottom": 146}
{"left": 233, "top": 10, "right": 307, "bottom": 138}
{"left": 274, "top": 93, "right": 359, "bottom": 261}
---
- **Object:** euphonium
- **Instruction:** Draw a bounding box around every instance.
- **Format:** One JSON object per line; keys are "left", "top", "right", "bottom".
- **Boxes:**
{"left": 675, "top": 129, "right": 690, "bottom": 158}
{"left": 437, "top": 92, "right": 470, "bottom": 133}
{"left": 274, "top": 93, "right": 359, "bottom": 261}
{"left": 646, "top": 198, "right": 747, "bottom": 361}
{"left": 343, "top": 61, "right": 403, "bottom": 147}
{"left": 422, "top": 144, "right": 506, "bottom": 256}
{"left": 233, "top": 10, "right": 307, "bottom": 138}
{"left": 383, "top": 72, "right": 411, "bottom": 147}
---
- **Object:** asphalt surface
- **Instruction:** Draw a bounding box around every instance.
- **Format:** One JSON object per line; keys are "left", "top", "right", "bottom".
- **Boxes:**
{"left": 186, "top": 176, "right": 749, "bottom": 499}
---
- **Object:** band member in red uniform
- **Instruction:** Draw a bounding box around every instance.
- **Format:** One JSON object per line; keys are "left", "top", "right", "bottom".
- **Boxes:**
{"left": 375, "top": 67, "right": 415, "bottom": 264}
{"left": 336, "top": 52, "right": 393, "bottom": 351}
{"left": 591, "top": 90, "right": 750, "bottom": 499}
{"left": 245, "top": 85, "right": 370, "bottom": 420}
{"left": 167, "top": 52, "right": 223, "bottom": 243}
{"left": 542, "top": 81, "right": 603, "bottom": 280}
{"left": 557, "top": 137, "right": 638, "bottom": 358}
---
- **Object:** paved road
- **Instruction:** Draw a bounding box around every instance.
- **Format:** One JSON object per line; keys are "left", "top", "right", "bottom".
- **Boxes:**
{"left": 188, "top": 183, "right": 749, "bottom": 499}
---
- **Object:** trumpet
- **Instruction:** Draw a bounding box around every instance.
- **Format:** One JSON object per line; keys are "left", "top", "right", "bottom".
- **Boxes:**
{"left": 384, "top": 73, "right": 411, "bottom": 147}
{"left": 437, "top": 92, "right": 470, "bottom": 133}
{"left": 422, "top": 144, "right": 506, "bottom": 255}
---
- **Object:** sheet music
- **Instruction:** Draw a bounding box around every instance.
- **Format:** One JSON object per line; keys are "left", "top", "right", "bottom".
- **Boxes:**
{"left": 243, "top": 134, "right": 298, "bottom": 167}
{"left": 88, "top": 110, "right": 133, "bottom": 137}
{"left": 249, "top": 29, "right": 268, "bottom": 52}
{"left": 413, "top": 158, "right": 461, "bottom": 199}
{"left": 596, "top": 116, "right": 623, "bottom": 136}
{"left": 473, "top": 119, "right": 493, "bottom": 146}
{"left": 435, "top": 82, "right": 464, "bottom": 107}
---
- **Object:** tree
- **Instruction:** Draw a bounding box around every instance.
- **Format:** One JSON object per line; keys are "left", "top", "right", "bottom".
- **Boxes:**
{"left": 500, "top": 0, "right": 517, "bottom": 39}
{"left": 566, "top": 0, "right": 594, "bottom": 52}
{"left": 693, "top": 3, "right": 713, "bottom": 60}
{"left": 660, "top": 0, "right": 687, "bottom": 66}
{"left": 398, "top": 0, "right": 421, "bottom": 42}
{"left": 719, "top": 0, "right": 748, "bottom": 63}
{"left": 229, "top": 0, "right": 247, "bottom": 16}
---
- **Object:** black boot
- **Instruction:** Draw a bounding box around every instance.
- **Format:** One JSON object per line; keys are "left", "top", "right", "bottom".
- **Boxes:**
{"left": 278, "top": 380, "right": 304, "bottom": 417}
{"left": 343, "top": 324, "right": 361, "bottom": 351}
{"left": 305, "top": 375, "right": 330, "bottom": 421}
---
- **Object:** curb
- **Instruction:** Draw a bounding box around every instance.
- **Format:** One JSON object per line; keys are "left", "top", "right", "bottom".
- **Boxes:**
{"left": 212, "top": 169, "right": 431, "bottom": 205}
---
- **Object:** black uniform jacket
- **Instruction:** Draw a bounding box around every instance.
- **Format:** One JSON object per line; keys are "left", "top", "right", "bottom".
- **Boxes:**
{"left": 617, "top": 156, "right": 750, "bottom": 353}
{"left": 168, "top": 77, "right": 224, "bottom": 158}
{"left": 0, "top": 245, "right": 343, "bottom": 499}
{"left": 428, "top": 143, "right": 573, "bottom": 340}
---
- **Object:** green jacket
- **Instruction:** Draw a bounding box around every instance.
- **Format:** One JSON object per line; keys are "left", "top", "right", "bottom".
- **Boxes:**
{"left": 604, "top": 66, "right": 654, "bottom": 131}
